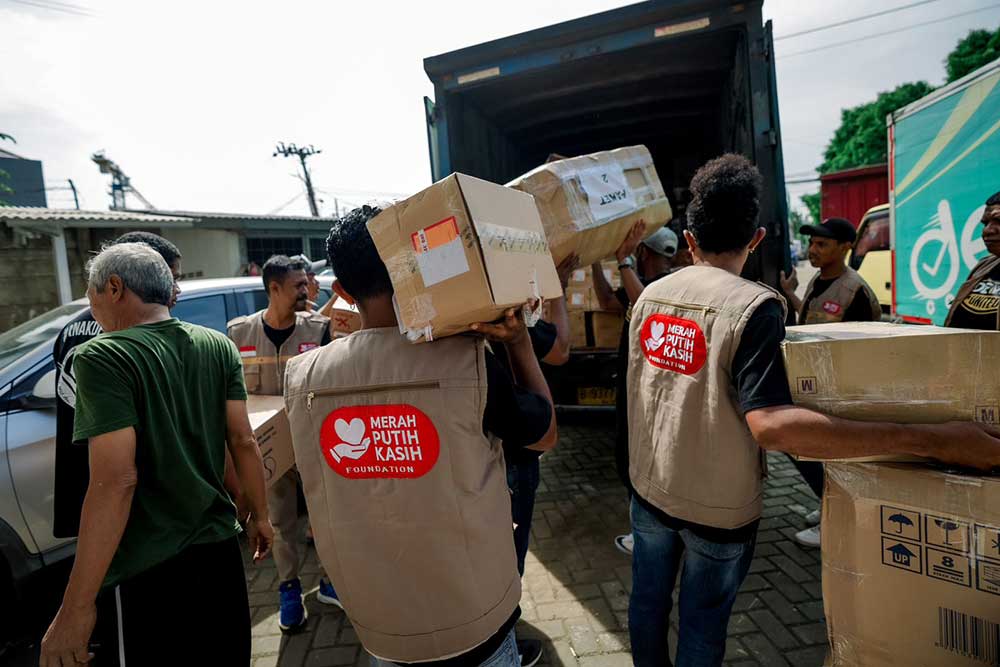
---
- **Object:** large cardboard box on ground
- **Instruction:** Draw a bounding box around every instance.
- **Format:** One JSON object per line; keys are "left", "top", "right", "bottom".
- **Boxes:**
{"left": 591, "top": 311, "right": 624, "bottom": 348}
{"left": 507, "top": 145, "right": 672, "bottom": 267}
{"left": 824, "top": 462, "right": 1000, "bottom": 666}
{"left": 246, "top": 395, "right": 294, "bottom": 487}
{"left": 368, "top": 173, "right": 562, "bottom": 342}
{"left": 782, "top": 322, "right": 1000, "bottom": 462}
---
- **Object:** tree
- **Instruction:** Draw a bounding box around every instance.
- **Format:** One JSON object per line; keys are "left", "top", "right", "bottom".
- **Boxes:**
{"left": 801, "top": 192, "right": 821, "bottom": 226}
{"left": 946, "top": 27, "right": 1000, "bottom": 83}
{"left": 818, "top": 82, "right": 935, "bottom": 174}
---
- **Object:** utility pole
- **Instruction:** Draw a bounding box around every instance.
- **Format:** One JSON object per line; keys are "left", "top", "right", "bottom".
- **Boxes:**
{"left": 274, "top": 142, "right": 321, "bottom": 217}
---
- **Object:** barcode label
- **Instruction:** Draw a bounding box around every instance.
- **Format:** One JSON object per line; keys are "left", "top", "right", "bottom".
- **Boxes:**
{"left": 938, "top": 607, "right": 1000, "bottom": 665}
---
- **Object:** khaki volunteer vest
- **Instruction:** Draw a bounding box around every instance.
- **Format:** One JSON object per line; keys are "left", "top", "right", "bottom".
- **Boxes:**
{"left": 945, "top": 255, "right": 1000, "bottom": 329}
{"left": 801, "top": 266, "right": 881, "bottom": 324}
{"left": 628, "top": 265, "right": 785, "bottom": 529}
{"left": 283, "top": 328, "right": 520, "bottom": 663}
{"left": 227, "top": 310, "right": 329, "bottom": 395}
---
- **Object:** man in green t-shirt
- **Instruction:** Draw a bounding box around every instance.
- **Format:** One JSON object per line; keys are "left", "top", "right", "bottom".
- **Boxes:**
{"left": 40, "top": 242, "right": 274, "bottom": 667}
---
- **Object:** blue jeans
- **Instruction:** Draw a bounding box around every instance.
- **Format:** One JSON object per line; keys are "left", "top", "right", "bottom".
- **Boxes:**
{"left": 629, "top": 497, "right": 757, "bottom": 667}
{"left": 506, "top": 456, "right": 540, "bottom": 576}
{"left": 368, "top": 628, "right": 518, "bottom": 667}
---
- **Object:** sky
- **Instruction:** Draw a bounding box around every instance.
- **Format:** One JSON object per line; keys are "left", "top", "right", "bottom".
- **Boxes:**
{"left": 2, "top": 0, "right": 999, "bottom": 217}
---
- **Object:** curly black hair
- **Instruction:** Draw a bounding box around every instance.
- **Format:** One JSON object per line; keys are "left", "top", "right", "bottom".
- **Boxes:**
{"left": 114, "top": 231, "right": 182, "bottom": 269}
{"left": 686, "top": 153, "right": 763, "bottom": 254}
{"left": 986, "top": 191, "right": 1000, "bottom": 207}
{"left": 325, "top": 204, "right": 392, "bottom": 302}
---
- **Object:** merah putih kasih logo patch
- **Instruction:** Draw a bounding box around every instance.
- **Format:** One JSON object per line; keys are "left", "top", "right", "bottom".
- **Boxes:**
{"left": 640, "top": 314, "right": 707, "bottom": 375}
{"left": 299, "top": 342, "right": 319, "bottom": 354}
{"left": 320, "top": 404, "right": 440, "bottom": 479}
{"left": 822, "top": 301, "right": 842, "bottom": 315}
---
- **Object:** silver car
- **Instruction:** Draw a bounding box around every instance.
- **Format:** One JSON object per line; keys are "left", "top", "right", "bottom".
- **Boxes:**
{"left": 0, "top": 276, "right": 334, "bottom": 641}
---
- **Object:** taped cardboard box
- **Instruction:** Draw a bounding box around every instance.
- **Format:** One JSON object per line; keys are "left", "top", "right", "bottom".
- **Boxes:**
{"left": 318, "top": 296, "right": 361, "bottom": 338}
{"left": 246, "top": 395, "right": 294, "bottom": 488}
{"left": 507, "top": 145, "right": 673, "bottom": 267}
{"left": 568, "top": 311, "right": 588, "bottom": 348}
{"left": 823, "top": 462, "right": 1000, "bottom": 666}
{"left": 565, "top": 286, "right": 594, "bottom": 311}
{"left": 782, "top": 322, "right": 1000, "bottom": 462}
{"left": 367, "top": 173, "right": 563, "bottom": 342}
{"left": 569, "top": 261, "right": 622, "bottom": 290}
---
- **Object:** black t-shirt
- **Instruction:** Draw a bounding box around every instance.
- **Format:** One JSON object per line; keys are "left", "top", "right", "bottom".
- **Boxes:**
{"left": 631, "top": 299, "right": 794, "bottom": 543}
{"left": 52, "top": 311, "right": 104, "bottom": 537}
{"left": 488, "top": 320, "right": 558, "bottom": 464}
{"left": 397, "top": 347, "right": 551, "bottom": 667}
{"left": 948, "top": 264, "right": 1000, "bottom": 330}
{"left": 800, "top": 276, "right": 877, "bottom": 323}
{"left": 263, "top": 320, "right": 332, "bottom": 350}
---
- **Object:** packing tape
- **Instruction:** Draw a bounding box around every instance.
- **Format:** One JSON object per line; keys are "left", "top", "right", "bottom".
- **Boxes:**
{"left": 383, "top": 248, "right": 420, "bottom": 281}
{"left": 476, "top": 222, "right": 550, "bottom": 256}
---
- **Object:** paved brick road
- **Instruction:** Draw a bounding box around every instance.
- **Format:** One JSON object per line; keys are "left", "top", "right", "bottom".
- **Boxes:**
{"left": 245, "top": 417, "right": 828, "bottom": 667}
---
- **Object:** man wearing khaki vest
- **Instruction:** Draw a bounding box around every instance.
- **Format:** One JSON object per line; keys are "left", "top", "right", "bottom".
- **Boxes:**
{"left": 284, "top": 205, "right": 557, "bottom": 666}
{"left": 945, "top": 190, "right": 1000, "bottom": 331}
{"left": 227, "top": 255, "right": 338, "bottom": 632}
{"left": 780, "top": 217, "right": 881, "bottom": 325}
{"left": 777, "top": 217, "right": 882, "bottom": 548}
{"left": 627, "top": 154, "right": 1000, "bottom": 666}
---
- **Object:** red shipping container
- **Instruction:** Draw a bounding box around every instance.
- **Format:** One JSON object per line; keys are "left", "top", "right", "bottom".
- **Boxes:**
{"left": 819, "top": 164, "right": 888, "bottom": 228}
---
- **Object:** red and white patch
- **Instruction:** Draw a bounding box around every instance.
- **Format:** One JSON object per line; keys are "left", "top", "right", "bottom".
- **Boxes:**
{"left": 298, "top": 342, "right": 319, "bottom": 354}
{"left": 640, "top": 314, "right": 707, "bottom": 375}
{"left": 822, "top": 301, "right": 842, "bottom": 315}
{"left": 239, "top": 346, "right": 256, "bottom": 358}
{"left": 320, "top": 404, "right": 440, "bottom": 479}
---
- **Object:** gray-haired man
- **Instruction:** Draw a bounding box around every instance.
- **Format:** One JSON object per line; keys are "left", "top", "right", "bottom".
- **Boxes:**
{"left": 40, "top": 243, "right": 273, "bottom": 667}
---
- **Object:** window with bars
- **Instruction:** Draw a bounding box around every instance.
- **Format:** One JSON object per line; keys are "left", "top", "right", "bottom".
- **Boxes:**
{"left": 246, "top": 237, "right": 304, "bottom": 267}
{"left": 309, "top": 237, "right": 327, "bottom": 264}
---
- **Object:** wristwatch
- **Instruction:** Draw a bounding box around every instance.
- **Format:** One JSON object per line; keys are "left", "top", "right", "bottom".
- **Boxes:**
{"left": 618, "top": 256, "right": 636, "bottom": 271}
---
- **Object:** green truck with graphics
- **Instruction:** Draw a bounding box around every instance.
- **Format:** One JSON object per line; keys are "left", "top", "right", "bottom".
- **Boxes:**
{"left": 890, "top": 58, "right": 1000, "bottom": 324}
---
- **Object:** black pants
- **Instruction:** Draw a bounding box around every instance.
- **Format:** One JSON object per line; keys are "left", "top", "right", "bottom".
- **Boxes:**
{"left": 92, "top": 535, "right": 250, "bottom": 666}
{"left": 790, "top": 457, "right": 825, "bottom": 500}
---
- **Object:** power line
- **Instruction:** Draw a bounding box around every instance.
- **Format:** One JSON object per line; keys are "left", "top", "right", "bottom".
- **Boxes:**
{"left": 778, "top": 3, "right": 1000, "bottom": 60}
{"left": 775, "top": 0, "right": 944, "bottom": 41}
{"left": 267, "top": 191, "right": 305, "bottom": 216}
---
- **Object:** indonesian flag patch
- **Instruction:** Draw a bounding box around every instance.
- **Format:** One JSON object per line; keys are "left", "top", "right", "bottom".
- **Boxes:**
{"left": 239, "top": 346, "right": 256, "bottom": 358}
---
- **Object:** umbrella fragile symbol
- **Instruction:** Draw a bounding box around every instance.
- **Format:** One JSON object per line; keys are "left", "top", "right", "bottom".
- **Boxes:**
{"left": 888, "top": 513, "right": 914, "bottom": 534}
{"left": 935, "top": 519, "right": 961, "bottom": 545}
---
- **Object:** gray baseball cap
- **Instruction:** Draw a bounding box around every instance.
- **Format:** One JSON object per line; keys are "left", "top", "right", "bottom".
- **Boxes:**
{"left": 641, "top": 227, "right": 678, "bottom": 258}
{"left": 290, "top": 254, "right": 326, "bottom": 275}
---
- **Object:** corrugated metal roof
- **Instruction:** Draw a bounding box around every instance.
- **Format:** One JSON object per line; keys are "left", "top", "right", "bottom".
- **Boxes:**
{"left": 0, "top": 206, "right": 197, "bottom": 226}
{"left": 128, "top": 209, "right": 335, "bottom": 224}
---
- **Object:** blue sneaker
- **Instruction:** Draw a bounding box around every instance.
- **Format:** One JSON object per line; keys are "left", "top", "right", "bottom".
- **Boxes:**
{"left": 317, "top": 578, "right": 343, "bottom": 609}
{"left": 278, "top": 579, "right": 308, "bottom": 632}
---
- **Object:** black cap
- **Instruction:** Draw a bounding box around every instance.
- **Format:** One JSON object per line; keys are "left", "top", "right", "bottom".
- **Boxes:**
{"left": 799, "top": 217, "right": 857, "bottom": 243}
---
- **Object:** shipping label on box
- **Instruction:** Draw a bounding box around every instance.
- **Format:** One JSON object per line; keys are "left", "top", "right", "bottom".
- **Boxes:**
{"left": 507, "top": 145, "right": 673, "bottom": 267}
{"left": 247, "top": 394, "right": 295, "bottom": 488}
{"left": 368, "top": 173, "right": 563, "bottom": 342}
{"left": 824, "top": 463, "right": 1000, "bottom": 666}
{"left": 782, "top": 323, "right": 1000, "bottom": 461}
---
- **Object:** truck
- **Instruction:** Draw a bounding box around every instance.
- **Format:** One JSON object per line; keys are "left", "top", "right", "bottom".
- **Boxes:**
{"left": 890, "top": 58, "right": 1000, "bottom": 325}
{"left": 422, "top": 0, "right": 790, "bottom": 407}
{"left": 820, "top": 164, "right": 889, "bottom": 228}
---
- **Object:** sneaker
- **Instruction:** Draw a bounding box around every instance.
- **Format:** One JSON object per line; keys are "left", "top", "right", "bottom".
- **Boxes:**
{"left": 614, "top": 534, "right": 634, "bottom": 556}
{"left": 278, "top": 579, "right": 308, "bottom": 632}
{"left": 805, "top": 509, "right": 821, "bottom": 526}
{"left": 317, "top": 578, "right": 343, "bottom": 610}
{"left": 793, "top": 525, "right": 821, "bottom": 549}
{"left": 517, "top": 638, "right": 543, "bottom": 667}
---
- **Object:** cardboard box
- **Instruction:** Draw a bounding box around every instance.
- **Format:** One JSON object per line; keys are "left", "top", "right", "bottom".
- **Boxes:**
{"left": 565, "top": 286, "right": 594, "bottom": 311}
{"left": 782, "top": 323, "right": 1000, "bottom": 461}
{"left": 823, "top": 462, "right": 1000, "bottom": 666}
{"left": 568, "top": 311, "right": 588, "bottom": 348}
{"left": 569, "top": 261, "right": 621, "bottom": 290}
{"left": 246, "top": 395, "right": 294, "bottom": 487}
{"left": 507, "top": 145, "right": 673, "bottom": 267}
{"left": 318, "top": 296, "right": 361, "bottom": 337}
{"left": 591, "top": 311, "right": 624, "bottom": 349}
{"left": 367, "top": 173, "right": 563, "bottom": 342}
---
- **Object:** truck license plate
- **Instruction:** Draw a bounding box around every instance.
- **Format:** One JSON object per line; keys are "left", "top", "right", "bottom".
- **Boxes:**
{"left": 577, "top": 387, "right": 616, "bottom": 406}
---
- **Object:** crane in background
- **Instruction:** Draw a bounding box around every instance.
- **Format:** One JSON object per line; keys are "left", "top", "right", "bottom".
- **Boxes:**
{"left": 91, "top": 150, "right": 155, "bottom": 210}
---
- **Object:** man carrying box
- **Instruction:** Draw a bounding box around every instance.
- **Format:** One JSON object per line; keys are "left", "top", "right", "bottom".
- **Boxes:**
{"left": 284, "top": 205, "right": 557, "bottom": 667}
{"left": 227, "top": 255, "right": 339, "bottom": 632}
{"left": 592, "top": 223, "right": 677, "bottom": 556}
{"left": 626, "top": 154, "right": 1000, "bottom": 667}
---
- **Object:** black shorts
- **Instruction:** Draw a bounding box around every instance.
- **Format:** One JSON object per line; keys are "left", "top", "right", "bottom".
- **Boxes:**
{"left": 91, "top": 535, "right": 250, "bottom": 667}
